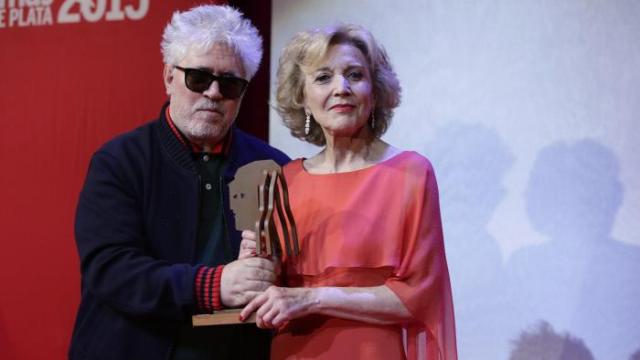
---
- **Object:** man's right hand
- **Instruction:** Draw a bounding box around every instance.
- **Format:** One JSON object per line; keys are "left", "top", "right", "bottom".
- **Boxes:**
{"left": 220, "top": 257, "right": 279, "bottom": 307}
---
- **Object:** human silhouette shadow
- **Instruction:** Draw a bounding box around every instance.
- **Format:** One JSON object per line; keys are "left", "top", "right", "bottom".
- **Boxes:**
{"left": 509, "top": 321, "right": 594, "bottom": 360}
{"left": 427, "top": 123, "right": 514, "bottom": 360}
{"left": 506, "top": 139, "right": 640, "bottom": 360}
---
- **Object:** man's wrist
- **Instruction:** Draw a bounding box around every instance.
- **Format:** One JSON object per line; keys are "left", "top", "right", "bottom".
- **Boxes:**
{"left": 195, "top": 265, "right": 225, "bottom": 313}
{"left": 212, "top": 265, "right": 224, "bottom": 310}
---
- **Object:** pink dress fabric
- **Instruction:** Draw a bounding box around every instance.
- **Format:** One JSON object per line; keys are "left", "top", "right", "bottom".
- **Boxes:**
{"left": 271, "top": 151, "right": 457, "bottom": 360}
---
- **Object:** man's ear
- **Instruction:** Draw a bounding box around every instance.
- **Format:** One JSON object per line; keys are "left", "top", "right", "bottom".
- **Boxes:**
{"left": 163, "top": 64, "right": 173, "bottom": 96}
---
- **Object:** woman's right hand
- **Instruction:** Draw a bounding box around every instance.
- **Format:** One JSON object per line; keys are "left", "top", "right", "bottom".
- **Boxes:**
{"left": 238, "top": 230, "right": 258, "bottom": 259}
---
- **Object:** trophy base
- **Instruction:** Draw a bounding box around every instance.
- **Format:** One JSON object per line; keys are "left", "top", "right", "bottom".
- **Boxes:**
{"left": 192, "top": 309, "right": 256, "bottom": 326}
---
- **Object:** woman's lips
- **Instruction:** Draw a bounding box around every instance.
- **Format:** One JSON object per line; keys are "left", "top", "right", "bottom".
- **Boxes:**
{"left": 329, "top": 104, "right": 355, "bottom": 112}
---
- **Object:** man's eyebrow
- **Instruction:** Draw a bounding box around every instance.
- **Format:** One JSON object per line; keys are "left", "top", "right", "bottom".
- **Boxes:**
{"left": 218, "top": 71, "right": 241, "bottom": 78}
{"left": 195, "top": 67, "right": 240, "bottom": 77}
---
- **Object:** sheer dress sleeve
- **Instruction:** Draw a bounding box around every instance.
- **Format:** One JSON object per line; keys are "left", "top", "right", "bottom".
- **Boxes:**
{"left": 385, "top": 158, "right": 458, "bottom": 360}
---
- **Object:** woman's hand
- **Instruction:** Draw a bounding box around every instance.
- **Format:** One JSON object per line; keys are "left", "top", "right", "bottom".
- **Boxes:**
{"left": 239, "top": 286, "right": 319, "bottom": 329}
{"left": 238, "top": 230, "right": 259, "bottom": 259}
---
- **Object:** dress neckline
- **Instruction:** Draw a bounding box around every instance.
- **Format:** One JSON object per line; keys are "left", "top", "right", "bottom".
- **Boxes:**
{"left": 297, "top": 150, "right": 412, "bottom": 176}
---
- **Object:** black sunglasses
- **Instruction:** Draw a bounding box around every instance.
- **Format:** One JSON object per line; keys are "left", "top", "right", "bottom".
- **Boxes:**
{"left": 174, "top": 66, "right": 248, "bottom": 99}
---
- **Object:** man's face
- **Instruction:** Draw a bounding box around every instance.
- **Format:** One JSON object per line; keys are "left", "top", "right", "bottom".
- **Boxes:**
{"left": 163, "top": 43, "right": 246, "bottom": 145}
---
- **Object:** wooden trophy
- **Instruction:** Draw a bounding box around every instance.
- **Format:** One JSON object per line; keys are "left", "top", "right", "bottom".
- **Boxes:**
{"left": 192, "top": 160, "right": 299, "bottom": 326}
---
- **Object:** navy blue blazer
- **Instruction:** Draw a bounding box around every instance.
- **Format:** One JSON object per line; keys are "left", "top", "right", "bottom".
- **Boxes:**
{"left": 69, "top": 104, "right": 289, "bottom": 359}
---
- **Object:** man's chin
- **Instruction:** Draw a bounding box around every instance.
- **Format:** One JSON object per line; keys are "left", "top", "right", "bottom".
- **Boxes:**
{"left": 194, "top": 110, "right": 225, "bottom": 122}
{"left": 186, "top": 123, "right": 229, "bottom": 143}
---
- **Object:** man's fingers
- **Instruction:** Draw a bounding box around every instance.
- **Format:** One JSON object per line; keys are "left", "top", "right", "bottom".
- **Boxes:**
{"left": 241, "top": 257, "right": 278, "bottom": 270}
{"left": 231, "top": 267, "right": 276, "bottom": 283}
{"left": 235, "top": 279, "right": 275, "bottom": 293}
{"left": 251, "top": 268, "right": 278, "bottom": 282}
{"left": 221, "top": 257, "right": 279, "bottom": 306}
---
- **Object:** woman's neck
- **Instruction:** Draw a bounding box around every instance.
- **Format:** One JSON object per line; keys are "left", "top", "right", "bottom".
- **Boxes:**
{"left": 305, "top": 130, "right": 399, "bottom": 174}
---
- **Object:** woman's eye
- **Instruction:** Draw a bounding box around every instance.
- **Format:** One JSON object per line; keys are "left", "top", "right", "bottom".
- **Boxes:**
{"left": 314, "top": 74, "right": 331, "bottom": 83}
{"left": 348, "top": 71, "right": 364, "bottom": 81}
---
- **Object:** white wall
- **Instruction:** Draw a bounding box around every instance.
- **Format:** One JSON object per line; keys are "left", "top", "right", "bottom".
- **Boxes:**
{"left": 270, "top": 1, "right": 640, "bottom": 359}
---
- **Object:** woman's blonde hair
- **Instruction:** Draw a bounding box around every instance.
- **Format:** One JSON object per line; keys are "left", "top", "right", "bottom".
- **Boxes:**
{"left": 275, "top": 24, "right": 401, "bottom": 145}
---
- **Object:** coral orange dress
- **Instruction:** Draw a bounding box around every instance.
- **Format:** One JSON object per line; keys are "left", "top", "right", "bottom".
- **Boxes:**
{"left": 271, "top": 151, "right": 457, "bottom": 360}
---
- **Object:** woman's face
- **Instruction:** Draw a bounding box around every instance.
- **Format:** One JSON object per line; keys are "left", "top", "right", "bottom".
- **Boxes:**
{"left": 303, "top": 43, "right": 374, "bottom": 139}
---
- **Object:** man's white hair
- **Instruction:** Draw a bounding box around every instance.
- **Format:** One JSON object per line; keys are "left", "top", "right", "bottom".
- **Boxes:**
{"left": 161, "top": 4, "right": 263, "bottom": 80}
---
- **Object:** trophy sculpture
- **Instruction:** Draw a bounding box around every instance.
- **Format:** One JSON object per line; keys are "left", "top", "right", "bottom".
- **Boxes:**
{"left": 192, "top": 160, "right": 299, "bottom": 326}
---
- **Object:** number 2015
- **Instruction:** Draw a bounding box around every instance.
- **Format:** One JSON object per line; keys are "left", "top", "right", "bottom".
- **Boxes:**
{"left": 58, "top": 0, "right": 149, "bottom": 23}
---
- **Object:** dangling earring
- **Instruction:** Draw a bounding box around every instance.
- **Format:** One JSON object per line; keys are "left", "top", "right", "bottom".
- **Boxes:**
{"left": 370, "top": 111, "right": 376, "bottom": 130}
{"left": 304, "top": 113, "right": 311, "bottom": 135}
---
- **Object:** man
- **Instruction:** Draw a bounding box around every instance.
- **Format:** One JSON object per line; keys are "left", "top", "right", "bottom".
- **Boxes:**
{"left": 69, "top": 5, "right": 288, "bottom": 359}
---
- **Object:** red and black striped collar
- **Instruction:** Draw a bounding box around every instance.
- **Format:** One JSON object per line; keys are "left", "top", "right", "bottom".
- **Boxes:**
{"left": 165, "top": 106, "right": 231, "bottom": 155}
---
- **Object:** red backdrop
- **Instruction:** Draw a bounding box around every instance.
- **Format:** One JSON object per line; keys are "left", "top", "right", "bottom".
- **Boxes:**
{"left": 0, "top": 1, "right": 270, "bottom": 358}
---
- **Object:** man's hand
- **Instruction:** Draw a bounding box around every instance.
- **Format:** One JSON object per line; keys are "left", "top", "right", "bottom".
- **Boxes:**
{"left": 220, "top": 257, "right": 279, "bottom": 307}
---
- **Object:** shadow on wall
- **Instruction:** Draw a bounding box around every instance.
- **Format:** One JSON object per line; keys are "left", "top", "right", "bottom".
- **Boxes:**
{"left": 506, "top": 139, "right": 640, "bottom": 360}
{"left": 509, "top": 321, "right": 594, "bottom": 360}
{"left": 427, "top": 122, "right": 514, "bottom": 360}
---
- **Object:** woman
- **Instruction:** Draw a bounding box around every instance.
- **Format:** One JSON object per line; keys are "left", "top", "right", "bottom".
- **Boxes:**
{"left": 239, "top": 24, "right": 457, "bottom": 359}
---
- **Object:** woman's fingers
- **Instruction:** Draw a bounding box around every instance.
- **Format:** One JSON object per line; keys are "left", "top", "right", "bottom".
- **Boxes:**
{"left": 238, "top": 236, "right": 257, "bottom": 259}
{"left": 239, "top": 291, "right": 267, "bottom": 321}
{"left": 257, "top": 305, "right": 279, "bottom": 329}
{"left": 239, "top": 230, "right": 274, "bottom": 259}
{"left": 271, "top": 312, "right": 288, "bottom": 328}
{"left": 241, "top": 230, "right": 257, "bottom": 240}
